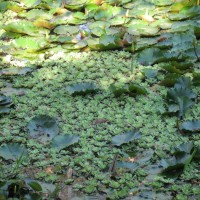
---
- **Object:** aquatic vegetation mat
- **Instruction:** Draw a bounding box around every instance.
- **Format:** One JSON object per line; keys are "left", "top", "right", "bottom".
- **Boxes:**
{"left": 0, "top": 0, "right": 200, "bottom": 199}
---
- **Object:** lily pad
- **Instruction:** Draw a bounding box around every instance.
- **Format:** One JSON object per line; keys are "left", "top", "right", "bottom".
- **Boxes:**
{"left": 21, "top": 0, "right": 42, "bottom": 8}
{"left": 0, "top": 67, "right": 33, "bottom": 76}
{"left": 12, "top": 37, "right": 49, "bottom": 52}
{"left": 127, "top": 23, "right": 159, "bottom": 36}
{"left": 3, "top": 21, "right": 50, "bottom": 36}
{"left": 112, "top": 130, "right": 141, "bottom": 146}
{"left": 0, "top": 95, "right": 13, "bottom": 114}
{"left": 180, "top": 120, "right": 200, "bottom": 132}
{"left": 28, "top": 115, "right": 59, "bottom": 143}
{"left": 142, "top": 68, "right": 158, "bottom": 79}
{"left": 0, "top": 143, "right": 27, "bottom": 161}
{"left": 66, "top": 82, "right": 98, "bottom": 96}
{"left": 117, "top": 161, "right": 139, "bottom": 171}
{"left": 51, "top": 134, "right": 80, "bottom": 150}
{"left": 54, "top": 25, "right": 79, "bottom": 35}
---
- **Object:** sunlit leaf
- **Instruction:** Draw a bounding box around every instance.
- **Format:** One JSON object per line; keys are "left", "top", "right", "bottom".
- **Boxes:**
{"left": 12, "top": 37, "right": 49, "bottom": 52}
{"left": 3, "top": 21, "right": 50, "bottom": 36}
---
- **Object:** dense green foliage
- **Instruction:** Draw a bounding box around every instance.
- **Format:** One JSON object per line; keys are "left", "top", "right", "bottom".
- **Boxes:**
{"left": 0, "top": 0, "right": 200, "bottom": 199}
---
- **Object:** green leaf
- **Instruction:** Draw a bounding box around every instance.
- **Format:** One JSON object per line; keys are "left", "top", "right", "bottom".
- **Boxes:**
{"left": 112, "top": 130, "right": 141, "bottom": 146}
{"left": 99, "top": 34, "right": 121, "bottom": 50}
{"left": 54, "top": 25, "right": 79, "bottom": 35}
{"left": 94, "top": 8, "right": 113, "bottom": 20}
{"left": 159, "top": 73, "right": 181, "bottom": 87}
{"left": 127, "top": 22, "right": 159, "bottom": 37}
{"left": 173, "top": 142, "right": 194, "bottom": 156}
{"left": 3, "top": 21, "right": 49, "bottom": 36}
{"left": 0, "top": 67, "right": 33, "bottom": 75}
{"left": 160, "top": 156, "right": 188, "bottom": 178}
{"left": 180, "top": 120, "right": 200, "bottom": 132}
{"left": 128, "top": 83, "right": 147, "bottom": 97}
{"left": 0, "top": 143, "right": 27, "bottom": 161}
{"left": 0, "top": 95, "right": 13, "bottom": 114}
{"left": 166, "top": 76, "right": 196, "bottom": 118}
{"left": 161, "top": 142, "right": 196, "bottom": 178}
{"left": 109, "top": 84, "right": 128, "bottom": 97}
{"left": 28, "top": 182, "right": 42, "bottom": 192}
{"left": 142, "top": 68, "right": 158, "bottom": 79}
{"left": 193, "top": 73, "right": 200, "bottom": 86}
{"left": 51, "top": 134, "right": 80, "bottom": 150}
{"left": 109, "top": 83, "right": 147, "bottom": 97}
{"left": 21, "top": 0, "right": 41, "bottom": 8}
{"left": 116, "top": 161, "right": 139, "bottom": 171}
{"left": 137, "top": 48, "right": 165, "bottom": 66}
{"left": 153, "top": 0, "right": 174, "bottom": 6}
{"left": 66, "top": 82, "right": 98, "bottom": 96}
{"left": 28, "top": 115, "right": 59, "bottom": 143}
{"left": 12, "top": 37, "right": 49, "bottom": 52}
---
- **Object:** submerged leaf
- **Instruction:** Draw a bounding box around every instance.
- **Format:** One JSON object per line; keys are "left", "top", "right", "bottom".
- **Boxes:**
{"left": 112, "top": 130, "right": 141, "bottom": 146}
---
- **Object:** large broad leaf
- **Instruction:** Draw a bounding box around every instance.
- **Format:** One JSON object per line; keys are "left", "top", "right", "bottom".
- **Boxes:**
{"left": 64, "top": 0, "right": 87, "bottom": 10}
{"left": 51, "top": 134, "right": 80, "bottom": 150}
{"left": 0, "top": 67, "right": 33, "bottom": 76}
{"left": 173, "top": 142, "right": 194, "bottom": 156}
{"left": 3, "top": 21, "right": 50, "bottom": 36}
{"left": 66, "top": 82, "right": 98, "bottom": 96}
{"left": 109, "top": 83, "right": 147, "bottom": 97}
{"left": 28, "top": 115, "right": 59, "bottom": 143}
{"left": 109, "top": 83, "right": 128, "bottom": 97}
{"left": 99, "top": 34, "right": 121, "bottom": 50}
{"left": 166, "top": 76, "right": 196, "bottom": 118}
{"left": 159, "top": 73, "right": 181, "bottom": 87}
{"left": 25, "top": 178, "right": 56, "bottom": 193}
{"left": 128, "top": 83, "right": 147, "bottom": 97}
{"left": 21, "top": 0, "right": 41, "bottom": 8}
{"left": 54, "top": 25, "right": 79, "bottom": 35}
{"left": 127, "top": 23, "right": 159, "bottom": 37}
{"left": 0, "top": 1, "right": 23, "bottom": 12}
{"left": 112, "top": 130, "right": 141, "bottom": 146}
{"left": 28, "top": 182, "right": 42, "bottom": 192}
{"left": 0, "top": 95, "right": 13, "bottom": 114}
{"left": 192, "top": 73, "right": 200, "bottom": 86}
{"left": 0, "top": 143, "right": 27, "bottom": 161}
{"left": 116, "top": 161, "right": 139, "bottom": 171}
{"left": 180, "top": 120, "right": 200, "bottom": 132}
{"left": 137, "top": 48, "right": 165, "bottom": 66}
{"left": 168, "top": 6, "right": 200, "bottom": 21}
{"left": 12, "top": 37, "right": 49, "bottom": 52}
{"left": 161, "top": 142, "right": 196, "bottom": 178}
{"left": 160, "top": 155, "right": 190, "bottom": 178}
{"left": 18, "top": 9, "right": 53, "bottom": 20}
{"left": 153, "top": 0, "right": 174, "bottom": 6}
{"left": 142, "top": 68, "right": 158, "bottom": 79}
